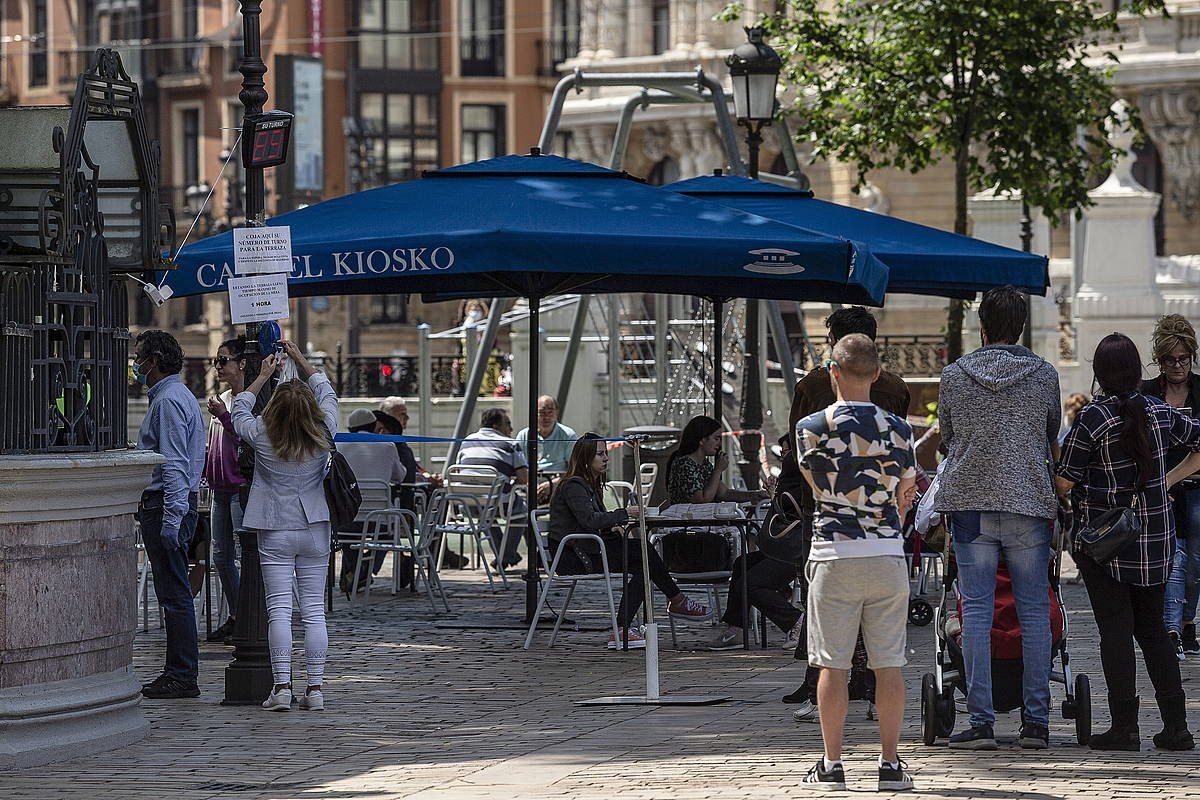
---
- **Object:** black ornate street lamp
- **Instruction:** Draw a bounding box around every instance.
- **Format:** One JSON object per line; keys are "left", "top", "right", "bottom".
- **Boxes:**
{"left": 223, "top": 0, "right": 275, "bottom": 707}
{"left": 726, "top": 27, "right": 781, "bottom": 490}
{"left": 726, "top": 27, "right": 782, "bottom": 181}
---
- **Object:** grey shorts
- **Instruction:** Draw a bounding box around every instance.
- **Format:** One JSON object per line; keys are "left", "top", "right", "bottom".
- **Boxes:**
{"left": 806, "top": 555, "right": 909, "bottom": 671}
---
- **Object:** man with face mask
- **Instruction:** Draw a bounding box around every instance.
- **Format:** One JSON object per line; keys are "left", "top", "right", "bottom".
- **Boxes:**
{"left": 133, "top": 329, "right": 206, "bottom": 699}
{"left": 1141, "top": 314, "right": 1200, "bottom": 658}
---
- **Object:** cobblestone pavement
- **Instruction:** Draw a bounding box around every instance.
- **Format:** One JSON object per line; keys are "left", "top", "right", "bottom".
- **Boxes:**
{"left": 2, "top": 559, "right": 1199, "bottom": 799}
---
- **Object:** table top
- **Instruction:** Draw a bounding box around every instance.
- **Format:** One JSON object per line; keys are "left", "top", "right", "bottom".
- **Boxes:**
{"left": 638, "top": 513, "right": 756, "bottom": 529}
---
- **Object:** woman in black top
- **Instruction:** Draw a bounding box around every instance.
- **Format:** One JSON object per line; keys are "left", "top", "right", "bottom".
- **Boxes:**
{"left": 1140, "top": 314, "right": 1200, "bottom": 657}
{"left": 549, "top": 433, "right": 713, "bottom": 650}
{"left": 1057, "top": 333, "right": 1200, "bottom": 750}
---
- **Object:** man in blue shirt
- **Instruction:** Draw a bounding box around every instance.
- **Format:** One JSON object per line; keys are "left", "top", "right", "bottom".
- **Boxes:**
{"left": 134, "top": 330, "right": 206, "bottom": 699}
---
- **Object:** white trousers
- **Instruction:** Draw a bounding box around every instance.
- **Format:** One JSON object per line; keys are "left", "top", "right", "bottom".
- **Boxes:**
{"left": 259, "top": 524, "right": 331, "bottom": 687}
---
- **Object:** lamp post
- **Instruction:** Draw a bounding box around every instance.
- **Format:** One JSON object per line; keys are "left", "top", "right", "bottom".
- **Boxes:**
{"left": 1021, "top": 199, "right": 1034, "bottom": 351}
{"left": 726, "top": 27, "right": 781, "bottom": 490}
{"left": 223, "top": 0, "right": 274, "bottom": 707}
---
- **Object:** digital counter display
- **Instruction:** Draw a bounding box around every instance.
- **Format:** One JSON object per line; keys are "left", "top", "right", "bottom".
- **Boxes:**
{"left": 242, "top": 111, "right": 294, "bottom": 169}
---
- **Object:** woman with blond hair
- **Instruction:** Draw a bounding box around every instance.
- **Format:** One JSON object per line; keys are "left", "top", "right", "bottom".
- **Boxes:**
{"left": 232, "top": 339, "right": 340, "bottom": 711}
{"left": 1141, "top": 314, "right": 1200, "bottom": 658}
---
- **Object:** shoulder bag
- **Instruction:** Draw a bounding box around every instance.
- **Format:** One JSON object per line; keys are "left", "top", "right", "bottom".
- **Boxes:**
{"left": 1074, "top": 492, "right": 1143, "bottom": 564}
{"left": 322, "top": 425, "right": 362, "bottom": 532}
{"left": 758, "top": 491, "right": 809, "bottom": 565}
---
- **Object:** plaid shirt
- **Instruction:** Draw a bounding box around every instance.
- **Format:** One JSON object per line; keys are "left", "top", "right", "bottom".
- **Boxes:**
{"left": 1058, "top": 393, "right": 1200, "bottom": 586}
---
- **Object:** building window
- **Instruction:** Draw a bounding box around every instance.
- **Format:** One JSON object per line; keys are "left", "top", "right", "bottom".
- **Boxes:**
{"left": 1133, "top": 138, "right": 1165, "bottom": 257}
{"left": 181, "top": 108, "right": 201, "bottom": 188}
{"left": 30, "top": 0, "right": 48, "bottom": 86}
{"left": 359, "top": 92, "right": 440, "bottom": 182}
{"left": 549, "top": 0, "right": 579, "bottom": 66}
{"left": 370, "top": 295, "right": 409, "bottom": 324}
{"left": 357, "top": 0, "right": 439, "bottom": 71}
{"left": 459, "top": 0, "right": 505, "bottom": 76}
{"left": 460, "top": 104, "right": 505, "bottom": 163}
{"left": 651, "top": 0, "right": 671, "bottom": 55}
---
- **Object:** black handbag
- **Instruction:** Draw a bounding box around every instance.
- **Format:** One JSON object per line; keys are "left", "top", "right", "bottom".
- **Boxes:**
{"left": 661, "top": 530, "right": 731, "bottom": 574}
{"left": 322, "top": 426, "right": 362, "bottom": 532}
{"left": 1075, "top": 493, "right": 1143, "bottom": 564}
{"left": 758, "top": 491, "right": 809, "bottom": 565}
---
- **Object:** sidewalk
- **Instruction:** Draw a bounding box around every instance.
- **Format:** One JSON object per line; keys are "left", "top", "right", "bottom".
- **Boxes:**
{"left": 1, "top": 567, "right": 1197, "bottom": 799}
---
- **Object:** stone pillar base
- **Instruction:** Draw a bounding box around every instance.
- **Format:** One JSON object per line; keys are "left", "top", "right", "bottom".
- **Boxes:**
{"left": 0, "top": 667, "right": 148, "bottom": 770}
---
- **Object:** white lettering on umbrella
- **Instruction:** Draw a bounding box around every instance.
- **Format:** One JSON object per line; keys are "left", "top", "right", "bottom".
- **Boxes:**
{"left": 366, "top": 249, "right": 391, "bottom": 273}
{"left": 431, "top": 247, "right": 454, "bottom": 270}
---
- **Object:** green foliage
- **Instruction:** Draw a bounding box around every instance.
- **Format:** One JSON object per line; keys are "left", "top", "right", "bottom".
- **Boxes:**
{"left": 720, "top": 0, "right": 1167, "bottom": 225}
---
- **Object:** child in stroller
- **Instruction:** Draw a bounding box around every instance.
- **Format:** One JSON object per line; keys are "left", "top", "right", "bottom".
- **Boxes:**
{"left": 920, "top": 513, "right": 1092, "bottom": 746}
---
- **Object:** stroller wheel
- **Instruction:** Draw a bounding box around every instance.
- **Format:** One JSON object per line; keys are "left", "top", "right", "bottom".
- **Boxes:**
{"left": 921, "top": 673, "right": 939, "bottom": 746}
{"left": 1074, "top": 674, "right": 1092, "bottom": 747}
{"left": 908, "top": 599, "right": 934, "bottom": 627}
{"left": 936, "top": 686, "right": 957, "bottom": 737}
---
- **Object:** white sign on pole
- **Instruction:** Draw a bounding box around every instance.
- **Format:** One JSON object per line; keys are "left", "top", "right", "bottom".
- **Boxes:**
{"left": 233, "top": 226, "right": 293, "bottom": 275}
{"left": 228, "top": 273, "right": 291, "bottom": 324}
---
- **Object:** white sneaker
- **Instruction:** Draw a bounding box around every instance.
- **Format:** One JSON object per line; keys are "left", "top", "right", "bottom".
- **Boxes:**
{"left": 262, "top": 687, "right": 292, "bottom": 711}
{"left": 298, "top": 690, "right": 324, "bottom": 711}
{"left": 607, "top": 627, "right": 647, "bottom": 650}
{"left": 783, "top": 616, "right": 804, "bottom": 651}
{"left": 792, "top": 698, "right": 819, "bottom": 723}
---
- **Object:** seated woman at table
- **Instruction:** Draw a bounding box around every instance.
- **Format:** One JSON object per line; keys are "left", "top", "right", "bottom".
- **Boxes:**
{"left": 549, "top": 433, "right": 715, "bottom": 650}
{"left": 666, "top": 415, "right": 771, "bottom": 507}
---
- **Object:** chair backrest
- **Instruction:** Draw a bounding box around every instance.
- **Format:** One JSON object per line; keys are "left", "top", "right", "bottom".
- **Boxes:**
{"left": 530, "top": 508, "right": 552, "bottom": 572}
{"left": 604, "top": 481, "right": 634, "bottom": 511}
{"left": 356, "top": 479, "right": 393, "bottom": 517}
{"left": 444, "top": 464, "right": 506, "bottom": 524}
{"left": 638, "top": 463, "right": 658, "bottom": 505}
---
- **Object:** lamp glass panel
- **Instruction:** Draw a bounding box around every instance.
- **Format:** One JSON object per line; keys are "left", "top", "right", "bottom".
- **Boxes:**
{"left": 730, "top": 73, "right": 750, "bottom": 120}
{"left": 749, "top": 73, "right": 778, "bottom": 120}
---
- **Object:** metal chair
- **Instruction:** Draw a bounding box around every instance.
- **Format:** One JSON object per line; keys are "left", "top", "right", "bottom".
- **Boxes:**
{"left": 523, "top": 509, "right": 620, "bottom": 649}
{"left": 350, "top": 508, "right": 450, "bottom": 612}
{"left": 434, "top": 465, "right": 507, "bottom": 590}
{"left": 604, "top": 481, "right": 635, "bottom": 511}
{"left": 638, "top": 462, "right": 658, "bottom": 506}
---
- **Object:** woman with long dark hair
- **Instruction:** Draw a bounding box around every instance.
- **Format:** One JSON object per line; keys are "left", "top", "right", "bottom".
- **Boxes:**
{"left": 1057, "top": 333, "right": 1200, "bottom": 750}
{"left": 549, "top": 434, "right": 713, "bottom": 649}
{"left": 203, "top": 336, "right": 247, "bottom": 642}
{"left": 666, "top": 415, "right": 770, "bottom": 506}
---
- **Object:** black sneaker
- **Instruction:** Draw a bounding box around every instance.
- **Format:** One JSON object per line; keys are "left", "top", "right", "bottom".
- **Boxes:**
{"left": 878, "top": 758, "right": 915, "bottom": 792}
{"left": 801, "top": 759, "right": 845, "bottom": 791}
{"left": 1019, "top": 721, "right": 1050, "bottom": 749}
{"left": 1182, "top": 624, "right": 1199, "bottom": 655}
{"left": 207, "top": 617, "right": 236, "bottom": 642}
{"left": 948, "top": 724, "right": 998, "bottom": 750}
{"left": 141, "top": 675, "right": 200, "bottom": 699}
{"left": 1171, "top": 630, "right": 1186, "bottom": 661}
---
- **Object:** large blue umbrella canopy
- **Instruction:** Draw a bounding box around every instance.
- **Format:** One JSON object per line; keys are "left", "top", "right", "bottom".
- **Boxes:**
{"left": 165, "top": 154, "right": 889, "bottom": 305}
{"left": 665, "top": 175, "right": 1048, "bottom": 299}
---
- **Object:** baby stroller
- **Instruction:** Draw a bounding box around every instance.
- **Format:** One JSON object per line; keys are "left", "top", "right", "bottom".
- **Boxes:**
{"left": 920, "top": 514, "right": 1092, "bottom": 746}
{"left": 903, "top": 466, "right": 940, "bottom": 627}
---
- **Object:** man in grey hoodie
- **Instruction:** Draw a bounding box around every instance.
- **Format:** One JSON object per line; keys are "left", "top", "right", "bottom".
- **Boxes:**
{"left": 936, "top": 286, "right": 1061, "bottom": 750}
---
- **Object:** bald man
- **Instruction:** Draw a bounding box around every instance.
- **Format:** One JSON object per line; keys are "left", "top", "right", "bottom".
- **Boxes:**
{"left": 516, "top": 395, "right": 577, "bottom": 503}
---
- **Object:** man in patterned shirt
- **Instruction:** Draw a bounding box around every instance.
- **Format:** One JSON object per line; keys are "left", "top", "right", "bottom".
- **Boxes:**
{"left": 796, "top": 334, "right": 917, "bottom": 792}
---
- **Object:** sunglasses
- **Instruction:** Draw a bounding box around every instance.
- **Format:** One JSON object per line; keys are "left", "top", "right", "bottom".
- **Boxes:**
{"left": 1160, "top": 355, "right": 1194, "bottom": 369}
{"left": 210, "top": 355, "right": 239, "bottom": 367}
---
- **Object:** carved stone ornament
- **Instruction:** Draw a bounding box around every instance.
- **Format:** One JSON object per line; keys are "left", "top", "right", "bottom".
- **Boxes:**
{"left": 1139, "top": 87, "right": 1200, "bottom": 219}
{"left": 642, "top": 126, "right": 668, "bottom": 162}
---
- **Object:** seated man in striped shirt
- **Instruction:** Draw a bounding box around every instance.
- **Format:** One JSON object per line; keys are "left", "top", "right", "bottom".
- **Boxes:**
{"left": 456, "top": 408, "right": 530, "bottom": 568}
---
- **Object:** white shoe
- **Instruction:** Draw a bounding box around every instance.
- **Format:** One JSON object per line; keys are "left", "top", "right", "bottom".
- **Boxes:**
{"left": 262, "top": 687, "right": 292, "bottom": 711}
{"left": 792, "top": 698, "right": 819, "bottom": 723}
{"left": 298, "top": 690, "right": 324, "bottom": 711}
{"left": 783, "top": 616, "right": 804, "bottom": 651}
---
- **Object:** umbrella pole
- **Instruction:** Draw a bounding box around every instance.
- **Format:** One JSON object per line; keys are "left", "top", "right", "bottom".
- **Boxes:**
{"left": 524, "top": 294, "right": 541, "bottom": 623}
{"left": 576, "top": 437, "right": 729, "bottom": 707}
{"left": 712, "top": 298, "right": 723, "bottom": 426}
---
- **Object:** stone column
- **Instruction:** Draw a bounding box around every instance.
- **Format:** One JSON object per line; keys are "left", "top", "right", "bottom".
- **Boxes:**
{"left": 693, "top": 0, "right": 716, "bottom": 56}
{"left": 686, "top": 119, "right": 724, "bottom": 177}
{"left": 967, "top": 187, "right": 1056, "bottom": 359}
{"left": 1073, "top": 101, "right": 1163, "bottom": 376}
{"left": 579, "top": 0, "right": 600, "bottom": 60}
{"left": 627, "top": 0, "right": 654, "bottom": 57}
{"left": 594, "top": 0, "right": 616, "bottom": 59}
{"left": 0, "top": 450, "right": 162, "bottom": 769}
{"left": 671, "top": 0, "right": 696, "bottom": 57}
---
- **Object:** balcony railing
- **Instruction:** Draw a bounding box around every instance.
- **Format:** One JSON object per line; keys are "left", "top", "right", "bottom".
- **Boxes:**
{"left": 460, "top": 35, "right": 504, "bottom": 76}
{"left": 790, "top": 335, "right": 948, "bottom": 378}
{"left": 156, "top": 44, "right": 205, "bottom": 78}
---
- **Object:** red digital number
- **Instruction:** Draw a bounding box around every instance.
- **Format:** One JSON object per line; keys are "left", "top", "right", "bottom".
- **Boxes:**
{"left": 267, "top": 129, "right": 285, "bottom": 159}
{"left": 251, "top": 130, "right": 271, "bottom": 164}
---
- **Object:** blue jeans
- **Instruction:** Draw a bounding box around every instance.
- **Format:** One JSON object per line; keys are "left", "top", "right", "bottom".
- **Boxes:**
{"left": 951, "top": 511, "right": 1053, "bottom": 727}
{"left": 1164, "top": 489, "right": 1200, "bottom": 633}
{"left": 139, "top": 491, "right": 200, "bottom": 683}
{"left": 210, "top": 490, "right": 244, "bottom": 616}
